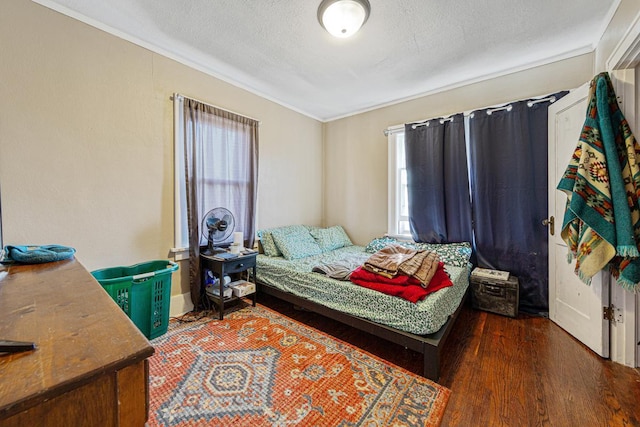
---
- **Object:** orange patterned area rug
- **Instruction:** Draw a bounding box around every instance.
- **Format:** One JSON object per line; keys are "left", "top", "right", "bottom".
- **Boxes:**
{"left": 148, "top": 305, "right": 450, "bottom": 426}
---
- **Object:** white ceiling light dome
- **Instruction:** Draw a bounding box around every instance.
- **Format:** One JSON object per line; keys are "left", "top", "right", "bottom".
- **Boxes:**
{"left": 318, "top": 0, "right": 371, "bottom": 38}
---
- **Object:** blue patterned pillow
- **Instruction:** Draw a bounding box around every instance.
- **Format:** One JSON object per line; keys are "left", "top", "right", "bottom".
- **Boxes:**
{"left": 310, "top": 226, "right": 353, "bottom": 252}
{"left": 258, "top": 225, "right": 317, "bottom": 257}
{"left": 365, "top": 236, "right": 472, "bottom": 267}
{"left": 365, "top": 236, "right": 400, "bottom": 253}
{"left": 414, "top": 241, "right": 472, "bottom": 267}
{"left": 270, "top": 226, "right": 322, "bottom": 260}
{"left": 257, "top": 229, "right": 282, "bottom": 257}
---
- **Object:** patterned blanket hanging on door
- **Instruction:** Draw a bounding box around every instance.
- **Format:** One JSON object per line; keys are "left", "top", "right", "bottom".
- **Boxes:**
{"left": 557, "top": 72, "right": 640, "bottom": 291}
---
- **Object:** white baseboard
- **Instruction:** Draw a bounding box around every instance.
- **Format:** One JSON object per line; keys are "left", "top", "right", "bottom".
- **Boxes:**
{"left": 170, "top": 292, "right": 194, "bottom": 317}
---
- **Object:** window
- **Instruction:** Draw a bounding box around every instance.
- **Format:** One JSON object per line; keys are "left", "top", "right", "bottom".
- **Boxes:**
{"left": 387, "top": 129, "right": 411, "bottom": 238}
{"left": 172, "top": 95, "right": 258, "bottom": 260}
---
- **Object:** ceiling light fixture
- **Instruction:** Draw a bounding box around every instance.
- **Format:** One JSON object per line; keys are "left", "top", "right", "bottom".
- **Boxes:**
{"left": 318, "top": 0, "right": 371, "bottom": 38}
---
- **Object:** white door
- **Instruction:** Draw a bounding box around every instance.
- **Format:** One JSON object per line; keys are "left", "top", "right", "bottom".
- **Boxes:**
{"left": 548, "top": 83, "right": 610, "bottom": 357}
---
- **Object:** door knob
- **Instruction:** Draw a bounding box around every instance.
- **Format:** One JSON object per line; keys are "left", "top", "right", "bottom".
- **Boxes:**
{"left": 542, "top": 216, "right": 555, "bottom": 236}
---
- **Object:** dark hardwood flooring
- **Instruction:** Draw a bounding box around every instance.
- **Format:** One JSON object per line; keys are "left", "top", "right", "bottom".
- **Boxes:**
{"left": 254, "top": 293, "right": 640, "bottom": 427}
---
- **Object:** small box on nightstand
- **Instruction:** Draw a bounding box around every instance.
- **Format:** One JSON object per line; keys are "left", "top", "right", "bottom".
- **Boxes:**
{"left": 470, "top": 268, "right": 519, "bottom": 318}
{"left": 230, "top": 280, "right": 256, "bottom": 297}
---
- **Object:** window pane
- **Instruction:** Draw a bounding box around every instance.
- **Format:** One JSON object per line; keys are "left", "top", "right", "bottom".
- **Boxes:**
{"left": 397, "top": 133, "right": 405, "bottom": 164}
{"left": 388, "top": 130, "right": 410, "bottom": 237}
{"left": 398, "top": 220, "right": 410, "bottom": 235}
{"left": 397, "top": 133, "right": 410, "bottom": 237}
{"left": 400, "top": 168, "right": 408, "bottom": 217}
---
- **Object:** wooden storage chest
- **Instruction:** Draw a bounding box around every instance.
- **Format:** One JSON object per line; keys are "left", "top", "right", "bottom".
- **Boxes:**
{"left": 470, "top": 269, "right": 519, "bottom": 318}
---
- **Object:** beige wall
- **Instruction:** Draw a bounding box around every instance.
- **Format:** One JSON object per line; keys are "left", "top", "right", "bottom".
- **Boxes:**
{"left": 0, "top": 0, "right": 323, "bottom": 297}
{"left": 3, "top": 0, "right": 637, "bottom": 302}
{"left": 323, "top": 54, "right": 595, "bottom": 246}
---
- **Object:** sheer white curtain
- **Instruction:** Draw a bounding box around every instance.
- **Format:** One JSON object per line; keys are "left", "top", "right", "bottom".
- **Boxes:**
{"left": 181, "top": 97, "right": 259, "bottom": 309}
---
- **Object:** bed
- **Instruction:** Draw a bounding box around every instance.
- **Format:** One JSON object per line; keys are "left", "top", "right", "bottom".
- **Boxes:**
{"left": 255, "top": 226, "right": 472, "bottom": 381}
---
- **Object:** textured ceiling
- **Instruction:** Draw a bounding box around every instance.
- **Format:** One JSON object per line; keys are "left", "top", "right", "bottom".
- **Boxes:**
{"left": 35, "top": 0, "right": 617, "bottom": 121}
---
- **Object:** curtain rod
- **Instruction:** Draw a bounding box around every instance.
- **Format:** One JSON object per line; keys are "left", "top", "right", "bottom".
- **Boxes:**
{"left": 384, "top": 125, "right": 404, "bottom": 137}
{"left": 383, "top": 94, "right": 558, "bottom": 136}
{"left": 383, "top": 117, "right": 454, "bottom": 136}
{"left": 172, "top": 93, "right": 261, "bottom": 124}
{"left": 485, "top": 104, "right": 513, "bottom": 115}
{"left": 527, "top": 95, "right": 556, "bottom": 107}
{"left": 410, "top": 116, "right": 453, "bottom": 130}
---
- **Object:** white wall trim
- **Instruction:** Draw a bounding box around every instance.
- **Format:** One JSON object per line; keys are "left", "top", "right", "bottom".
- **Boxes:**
{"left": 610, "top": 279, "right": 638, "bottom": 367}
{"left": 170, "top": 292, "right": 195, "bottom": 318}
{"left": 170, "top": 247, "right": 190, "bottom": 261}
{"left": 637, "top": 292, "right": 640, "bottom": 367}
{"left": 607, "top": 7, "right": 640, "bottom": 71}
{"left": 609, "top": 68, "right": 639, "bottom": 368}
{"left": 387, "top": 132, "right": 398, "bottom": 236}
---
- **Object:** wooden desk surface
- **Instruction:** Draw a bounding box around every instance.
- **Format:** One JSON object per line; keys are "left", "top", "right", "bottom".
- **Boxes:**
{"left": 0, "top": 258, "right": 154, "bottom": 418}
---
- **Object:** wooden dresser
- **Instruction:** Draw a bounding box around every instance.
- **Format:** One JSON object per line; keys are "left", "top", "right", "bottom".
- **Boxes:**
{"left": 0, "top": 258, "right": 154, "bottom": 426}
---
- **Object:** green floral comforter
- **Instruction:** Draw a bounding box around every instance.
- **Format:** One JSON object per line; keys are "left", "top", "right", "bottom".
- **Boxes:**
{"left": 256, "top": 245, "right": 470, "bottom": 335}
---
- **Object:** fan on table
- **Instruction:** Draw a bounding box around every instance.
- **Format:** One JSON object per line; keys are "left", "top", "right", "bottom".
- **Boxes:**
{"left": 201, "top": 207, "right": 235, "bottom": 253}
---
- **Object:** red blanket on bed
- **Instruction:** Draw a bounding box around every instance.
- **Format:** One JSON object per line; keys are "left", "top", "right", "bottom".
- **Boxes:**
{"left": 349, "top": 262, "right": 453, "bottom": 303}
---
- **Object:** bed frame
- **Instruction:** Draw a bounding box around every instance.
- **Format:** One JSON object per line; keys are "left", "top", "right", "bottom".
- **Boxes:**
{"left": 257, "top": 280, "right": 468, "bottom": 382}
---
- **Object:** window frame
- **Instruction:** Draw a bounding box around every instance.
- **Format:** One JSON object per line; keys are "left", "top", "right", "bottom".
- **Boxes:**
{"left": 387, "top": 128, "right": 411, "bottom": 239}
{"left": 172, "top": 95, "right": 189, "bottom": 260}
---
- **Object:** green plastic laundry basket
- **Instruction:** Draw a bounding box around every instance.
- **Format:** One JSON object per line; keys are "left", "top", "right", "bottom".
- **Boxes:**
{"left": 91, "top": 260, "right": 179, "bottom": 339}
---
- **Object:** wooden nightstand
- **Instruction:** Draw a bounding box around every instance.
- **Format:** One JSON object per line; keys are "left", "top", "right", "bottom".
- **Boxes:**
{"left": 200, "top": 251, "right": 257, "bottom": 320}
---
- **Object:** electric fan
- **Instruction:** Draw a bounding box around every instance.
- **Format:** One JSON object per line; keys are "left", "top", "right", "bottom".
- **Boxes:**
{"left": 201, "top": 207, "right": 235, "bottom": 253}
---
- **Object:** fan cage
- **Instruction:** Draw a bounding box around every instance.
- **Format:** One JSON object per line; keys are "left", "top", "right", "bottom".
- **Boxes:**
{"left": 201, "top": 208, "right": 235, "bottom": 249}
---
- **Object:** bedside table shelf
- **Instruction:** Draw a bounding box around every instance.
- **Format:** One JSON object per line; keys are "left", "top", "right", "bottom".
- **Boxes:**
{"left": 200, "top": 251, "right": 257, "bottom": 320}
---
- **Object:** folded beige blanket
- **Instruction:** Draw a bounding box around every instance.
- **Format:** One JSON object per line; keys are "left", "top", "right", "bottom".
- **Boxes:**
{"left": 363, "top": 244, "right": 440, "bottom": 287}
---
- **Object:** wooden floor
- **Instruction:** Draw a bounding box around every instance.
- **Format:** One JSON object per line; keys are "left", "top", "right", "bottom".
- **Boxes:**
{"left": 256, "top": 293, "right": 640, "bottom": 427}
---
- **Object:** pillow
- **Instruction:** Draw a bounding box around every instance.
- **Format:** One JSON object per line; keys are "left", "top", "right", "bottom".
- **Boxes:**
{"left": 257, "top": 229, "right": 281, "bottom": 257}
{"left": 310, "top": 225, "right": 353, "bottom": 252}
{"left": 270, "top": 226, "right": 322, "bottom": 260}
{"left": 365, "top": 236, "right": 472, "bottom": 267}
{"left": 365, "top": 236, "right": 400, "bottom": 253}
{"left": 414, "top": 242, "right": 472, "bottom": 267}
{"left": 258, "top": 225, "right": 311, "bottom": 257}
